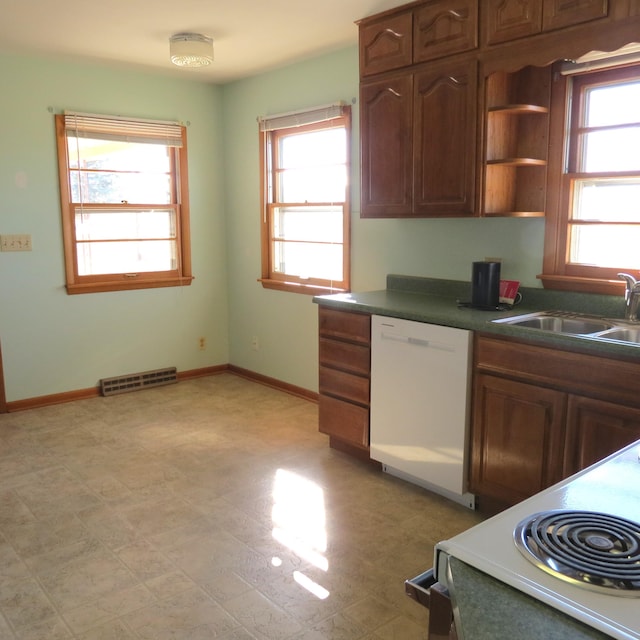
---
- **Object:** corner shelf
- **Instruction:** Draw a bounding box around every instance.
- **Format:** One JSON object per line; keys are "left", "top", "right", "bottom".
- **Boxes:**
{"left": 483, "top": 67, "right": 552, "bottom": 217}
{"left": 487, "top": 158, "right": 547, "bottom": 166}
{"left": 488, "top": 104, "right": 549, "bottom": 115}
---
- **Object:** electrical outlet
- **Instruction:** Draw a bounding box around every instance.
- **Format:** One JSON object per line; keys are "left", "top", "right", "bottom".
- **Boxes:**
{"left": 0, "top": 234, "right": 32, "bottom": 252}
{"left": 251, "top": 336, "right": 259, "bottom": 351}
{"left": 198, "top": 337, "right": 206, "bottom": 351}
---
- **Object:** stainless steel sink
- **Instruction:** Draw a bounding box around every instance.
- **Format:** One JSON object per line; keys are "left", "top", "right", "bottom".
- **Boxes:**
{"left": 596, "top": 327, "right": 640, "bottom": 343}
{"left": 492, "top": 311, "right": 640, "bottom": 344}
{"left": 492, "top": 311, "right": 614, "bottom": 335}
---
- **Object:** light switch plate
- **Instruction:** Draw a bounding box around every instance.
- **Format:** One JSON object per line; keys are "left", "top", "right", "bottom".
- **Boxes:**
{"left": 0, "top": 234, "right": 32, "bottom": 251}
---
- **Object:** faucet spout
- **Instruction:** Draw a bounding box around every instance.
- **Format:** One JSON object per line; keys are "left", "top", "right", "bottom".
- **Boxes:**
{"left": 617, "top": 273, "right": 640, "bottom": 321}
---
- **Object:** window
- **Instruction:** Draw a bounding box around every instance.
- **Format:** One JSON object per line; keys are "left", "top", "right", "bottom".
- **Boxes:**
{"left": 259, "top": 104, "right": 351, "bottom": 294}
{"left": 55, "top": 112, "right": 193, "bottom": 294}
{"left": 542, "top": 64, "right": 640, "bottom": 294}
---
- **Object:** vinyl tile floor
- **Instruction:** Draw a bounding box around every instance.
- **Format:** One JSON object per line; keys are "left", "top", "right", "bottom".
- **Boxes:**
{"left": 0, "top": 373, "right": 483, "bottom": 639}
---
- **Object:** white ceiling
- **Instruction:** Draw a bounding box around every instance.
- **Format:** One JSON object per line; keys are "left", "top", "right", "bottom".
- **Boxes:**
{"left": 0, "top": 0, "right": 410, "bottom": 83}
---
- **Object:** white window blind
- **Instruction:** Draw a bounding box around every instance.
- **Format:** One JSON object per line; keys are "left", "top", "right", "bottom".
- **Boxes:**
{"left": 560, "top": 43, "right": 640, "bottom": 75}
{"left": 258, "top": 103, "right": 348, "bottom": 132}
{"left": 63, "top": 111, "right": 184, "bottom": 147}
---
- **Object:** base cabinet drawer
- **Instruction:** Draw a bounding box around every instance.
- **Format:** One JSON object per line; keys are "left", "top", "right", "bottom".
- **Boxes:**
{"left": 319, "top": 307, "right": 370, "bottom": 343}
{"left": 319, "top": 365, "right": 370, "bottom": 405}
{"left": 319, "top": 337, "right": 370, "bottom": 376}
{"left": 318, "top": 307, "right": 371, "bottom": 457}
{"left": 319, "top": 395, "right": 369, "bottom": 448}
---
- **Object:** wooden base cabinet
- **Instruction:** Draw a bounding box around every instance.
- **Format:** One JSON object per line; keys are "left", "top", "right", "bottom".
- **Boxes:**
{"left": 564, "top": 395, "right": 640, "bottom": 476}
{"left": 471, "top": 373, "right": 566, "bottom": 505}
{"left": 318, "top": 307, "right": 372, "bottom": 458}
{"left": 471, "top": 334, "right": 640, "bottom": 511}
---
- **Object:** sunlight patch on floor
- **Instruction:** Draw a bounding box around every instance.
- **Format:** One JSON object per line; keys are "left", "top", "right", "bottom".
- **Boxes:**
{"left": 272, "top": 468, "right": 330, "bottom": 598}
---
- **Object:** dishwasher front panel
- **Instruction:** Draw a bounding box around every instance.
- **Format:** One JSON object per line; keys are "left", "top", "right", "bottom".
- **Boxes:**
{"left": 370, "top": 315, "right": 474, "bottom": 507}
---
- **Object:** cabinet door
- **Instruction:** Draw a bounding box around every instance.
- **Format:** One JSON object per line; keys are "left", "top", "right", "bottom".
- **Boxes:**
{"left": 471, "top": 373, "right": 566, "bottom": 505}
{"left": 564, "top": 395, "right": 640, "bottom": 476}
{"left": 360, "top": 74, "right": 414, "bottom": 217}
{"left": 484, "top": 0, "right": 543, "bottom": 45}
{"left": 359, "top": 11, "right": 413, "bottom": 77}
{"left": 413, "top": 58, "right": 477, "bottom": 217}
{"left": 542, "top": 0, "right": 608, "bottom": 32}
{"left": 413, "top": 0, "right": 478, "bottom": 62}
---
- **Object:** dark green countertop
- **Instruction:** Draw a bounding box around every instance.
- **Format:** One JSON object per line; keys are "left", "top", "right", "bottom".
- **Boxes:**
{"left": 313, "top": 274, "right": 640, "bottom": 361}
{"left": 447, "top": 557, "right": 610, "bottom": 640}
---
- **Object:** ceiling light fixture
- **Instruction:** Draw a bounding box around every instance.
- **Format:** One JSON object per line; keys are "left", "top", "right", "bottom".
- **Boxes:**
{"left": 169, "top": 32, "right": 213, "bottom": 68}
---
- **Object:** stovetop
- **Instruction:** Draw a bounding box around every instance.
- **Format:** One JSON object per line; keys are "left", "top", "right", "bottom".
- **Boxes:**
{"left": 515, "top": 510, "right": 640, "bottom": 595}
{"left": 435, "top": 440, "right": 640, "bottom": 640}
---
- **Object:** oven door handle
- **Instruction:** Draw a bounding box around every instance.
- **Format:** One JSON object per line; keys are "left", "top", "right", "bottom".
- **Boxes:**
{"left": 405, "top": 568, "right": 439, "bottom": 608}
{"left": 406, "top": 568, "right": 456, "bottom": 639}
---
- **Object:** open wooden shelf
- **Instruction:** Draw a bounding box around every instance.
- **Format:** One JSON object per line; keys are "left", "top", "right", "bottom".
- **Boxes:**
{"left": 488, "top": 104, "right": 549, "bottom": 114}
{"left": 487, "top": 158, "right": 547, "bottom": 166}
{"left": 483, "top": 66, "right": 552, "bottom": 217}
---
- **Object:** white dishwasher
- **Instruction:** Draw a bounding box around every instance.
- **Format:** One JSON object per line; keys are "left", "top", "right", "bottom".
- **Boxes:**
{"left": 370, "top": 315, "right": 475, "bottom": 509}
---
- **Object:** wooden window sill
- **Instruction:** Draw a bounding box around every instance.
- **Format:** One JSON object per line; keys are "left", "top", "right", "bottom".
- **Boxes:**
{"left": 259, "top": 278, "right": 348, "bottom": 296}
{"left": 538, "top": 273, "right": 625, "bottom": 296}
{"left": 66, "top": 276, "right": 194, "bottom": 295}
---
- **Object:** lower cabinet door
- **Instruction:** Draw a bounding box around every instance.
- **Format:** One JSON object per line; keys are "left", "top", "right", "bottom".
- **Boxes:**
{"left": 318, "top": 394, "right": 369, "bottom": 449}
{"left": 564, "top": 395, "right": 640, "bottom": 476}
{"left": 471, "top": 374, "right": 566, "bottom": 505}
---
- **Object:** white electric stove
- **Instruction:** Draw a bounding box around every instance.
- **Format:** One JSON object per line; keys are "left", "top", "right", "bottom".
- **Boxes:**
{"left": 435, "top": 440, "right": 640, "bottom": 640}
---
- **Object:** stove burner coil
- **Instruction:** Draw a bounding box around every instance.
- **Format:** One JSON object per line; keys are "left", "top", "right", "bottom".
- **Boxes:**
{"left": 514, "top": 510, "right": 640, "bottom": 596}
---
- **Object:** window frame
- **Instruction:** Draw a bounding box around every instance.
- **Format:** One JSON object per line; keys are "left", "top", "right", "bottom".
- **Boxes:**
{"left": 55, "top": 113, "right": 193, "bottom": 295}
{"left": 259, "top": 107, "right": 351, "bottom": 295}
{"left": 541, "top": 64, "right": 640, "bottom": 295}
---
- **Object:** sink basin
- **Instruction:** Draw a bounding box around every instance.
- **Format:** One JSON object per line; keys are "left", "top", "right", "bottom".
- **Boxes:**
{"left": 596, "top": 327, "right": 640, "bottom": 344}
{"left": 492, "top": 312, "right": 614, "bottom": 335}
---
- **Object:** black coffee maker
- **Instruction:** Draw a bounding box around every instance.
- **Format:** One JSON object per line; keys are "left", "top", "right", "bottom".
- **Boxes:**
{"left": 471, "top": 261, "right": 501, "bottom": 309}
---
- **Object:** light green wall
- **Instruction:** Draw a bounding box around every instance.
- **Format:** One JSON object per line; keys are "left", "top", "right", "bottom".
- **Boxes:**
{"left": 0, "top": 53, "right": 228, "bottom": 402}
{"left": 0, "top": 45, "right": 546, "bottom": 402}
{"left": 221, "top": 45, "right": 545, "bottom": 393}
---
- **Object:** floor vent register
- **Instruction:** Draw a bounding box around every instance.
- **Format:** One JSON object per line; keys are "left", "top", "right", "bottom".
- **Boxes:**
{"left": 100, "top": 367, "right": 178, "bottom": 396}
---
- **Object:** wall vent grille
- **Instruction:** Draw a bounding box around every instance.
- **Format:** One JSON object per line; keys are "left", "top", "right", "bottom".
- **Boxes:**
{"left": 100, "top": 367, "right": 177, "bottom": 396}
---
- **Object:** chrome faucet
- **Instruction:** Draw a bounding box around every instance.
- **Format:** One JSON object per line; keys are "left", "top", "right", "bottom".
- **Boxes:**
{"left": 617, "top": 273, "right": 640, "bottom": 322}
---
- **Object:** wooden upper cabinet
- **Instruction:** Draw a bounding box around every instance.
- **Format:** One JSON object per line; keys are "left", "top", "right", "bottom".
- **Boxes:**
{"left": 360, "top": 73, "right": 414, "bottom": 217}
{"left": 485, "top": 0, "right": 542, "bottom": 44}
{"left": 413, "top": 0, "right": 478, "bottom": 62}
{"left": 360, "top": 59, "right": 477, "bottom": 218}
{"left": 484, "top": 0, "right": 608, "bottom": 45}
{"left": 359, "top": 10, "right": 413, "bottom": 77}
{"left": 413, "top": 58, "right": 477, "bottom": 216}
{"left": 542, "top": 0, "right": 608, "bottom": 31}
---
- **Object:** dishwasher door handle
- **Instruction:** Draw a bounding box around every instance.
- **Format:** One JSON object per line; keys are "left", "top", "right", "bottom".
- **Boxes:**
{"left": 380, "top": 331, "right": 455, "bottom": 352}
